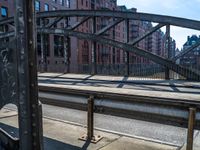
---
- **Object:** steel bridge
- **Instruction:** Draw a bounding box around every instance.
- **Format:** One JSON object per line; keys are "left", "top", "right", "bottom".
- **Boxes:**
{"left": 0, "top": 0, "right": 200, "bottom": 150}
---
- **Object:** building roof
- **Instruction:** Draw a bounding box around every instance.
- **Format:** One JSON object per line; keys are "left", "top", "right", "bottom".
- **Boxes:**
{"left": 183, "top": 35, "right": 200, "bottom": 47}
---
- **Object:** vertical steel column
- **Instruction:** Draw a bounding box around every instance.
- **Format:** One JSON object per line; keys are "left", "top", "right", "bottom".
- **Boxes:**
{"left": 87, "top": 96, "right": 94, "bottom": 139}
{"left": 112, "top": 18, "right": 116, "bottom": 65}
{"left": 15, "top": 0, "right": 43, "bottom": 149}
{"left": 40, "top": 19, "right": 46, "bottom": 72}
{"left": 125, "top": 19, "right": 130, "bottom": 76}
{"left": 165, "top": 25, "right": 170, "bottom": 80}
{"left": 92, "top": 17, "right": 97, "bottom": 75}
{"left": 64, "top": 17, "right": 70, "bottom": 73}
{"left": 186, "top": 108, "right": 196, "bottom": 150}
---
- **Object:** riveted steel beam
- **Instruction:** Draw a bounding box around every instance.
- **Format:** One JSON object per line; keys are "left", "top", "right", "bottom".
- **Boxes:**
{"left": 68, "top": 16, "right": 91, "bottom": 30}
{"left": 0, "top": 31, "right": 15, "bottom": 39}
{"left": 38, "top": 28, "right": 200, "bottom": 80}
{"left": 38, "top": 10, "right": 200, "bottom": 30}
{"left": 165, "top": 25, "right": 170, "bottom": 80}
{"left": 0, "top": 17, "right": 14, "bottom": 26}
{"left": 2, "top": 10, "right": 200, "bottom": 30}
{"left": 46, "top": 17, "right": 63, "bottom": 28}
{"left": 15, "top": 0, "right": 43, "bottom": 149}
{"left": 95, "top": 18, "right": 124, "bottom": 36}
{"left": 129, "top": 23, "right": 165, "bottom": 45}
{"left": 0, "top": 128, "right": 19, "bottom": 150}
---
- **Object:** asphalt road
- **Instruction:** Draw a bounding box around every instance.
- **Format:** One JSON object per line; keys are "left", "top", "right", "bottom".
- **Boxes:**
{"left": 42, "top": 104, "right": 196, "bottom": 147}
{"left": 36, "top": 74, "right": 200, "bottom": 147}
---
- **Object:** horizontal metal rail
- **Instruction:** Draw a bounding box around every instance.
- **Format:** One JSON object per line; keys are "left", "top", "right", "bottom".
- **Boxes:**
{"left": 38, "top": 10, "right": 200, "bottom": 30}
{"left": 2, "top": 10, "right": 200, "bottom": 30}
{"left": 38, "top": 84, "right": 200, "bottom": 130}
{"left": 0, "top": 128, "right": 19, "bottom": 150}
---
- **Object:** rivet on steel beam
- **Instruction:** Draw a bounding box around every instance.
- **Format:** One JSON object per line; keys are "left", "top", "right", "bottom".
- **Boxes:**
{"left": 32, "top": 113, "right": 36, "bottom": 117}
{"left": 32, "top": 133, "right": 37, "bottom": 137}
{"left": 24, "top": 131, "right": 28, "bottom": 134}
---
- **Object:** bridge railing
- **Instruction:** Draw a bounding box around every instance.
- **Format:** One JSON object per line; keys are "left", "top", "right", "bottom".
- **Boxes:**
{"left": 1, "top": 4, "right": 200, "bottom": 150}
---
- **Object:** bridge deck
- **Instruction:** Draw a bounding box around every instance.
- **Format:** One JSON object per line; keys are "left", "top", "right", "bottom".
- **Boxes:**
{"left": 0, "top": 108, "right": 179, "bottom": 150}
{"left": 38, "top": 73, "right": 200, "bottom": 103}
{"left": 38, "top": 73, "right": 200, "bottom": 88}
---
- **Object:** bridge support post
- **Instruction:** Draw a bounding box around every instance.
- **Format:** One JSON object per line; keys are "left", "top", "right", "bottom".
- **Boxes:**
{"left": 15, "top": 0, "right": 43, "bottom": 149}
{"left": 92, "top": 17, "right": 97, "bottom": 75}
{"left": 40, "top": 19, "right": 47, "bottom": 72}
{"left": 64, "top": 17, "right": 70, "bottom": 73}
{"left": 125, "top": 19, "right": 130, "bottom": 76}
{"left": 165, "top": 25, "right": 170, "bottom": 80}
{"left": 186, "top": 108, "right": 196, "bottom": 150}
{"left": 79, "top": 96, "right": 103, "bottom": 143}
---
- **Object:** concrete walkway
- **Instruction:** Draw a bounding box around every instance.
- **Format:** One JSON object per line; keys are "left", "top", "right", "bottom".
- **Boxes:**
{"left": 0, "top": 108, "right": 179, "bottom": 150}
{"left": 38, "top": 73, "right": 200, "bottom": 88}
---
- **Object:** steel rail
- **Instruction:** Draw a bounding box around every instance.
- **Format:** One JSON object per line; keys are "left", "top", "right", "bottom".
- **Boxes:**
{"left": 0, "top": 128, "right": 19, "bottom": 150}
{"left": 37, "top": 10, "right": 200, "bottom": 30}
{"left": 1, "top": 10, "right": 200, "bottom": 31}
{"left": 38, "top": 28, "right": 200, "bottom": 80}
{"left": 38, "top": 84, "right": 200, "bottom": 130}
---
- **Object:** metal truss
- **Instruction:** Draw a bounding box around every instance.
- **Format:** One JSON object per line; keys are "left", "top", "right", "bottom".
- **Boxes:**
{"left": 0, "top": 7, "right": 200, "bottom": 150}
{"left": 38, "top": 28, "right": 200, "bottom": 80}
{"left": 1, "top": 10, "right": 200, "bottom": 80}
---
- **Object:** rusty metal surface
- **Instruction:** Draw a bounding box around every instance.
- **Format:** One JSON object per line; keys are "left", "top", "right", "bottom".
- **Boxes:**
{"left": 186, "top": 108, "right": 196, "bottom": 150}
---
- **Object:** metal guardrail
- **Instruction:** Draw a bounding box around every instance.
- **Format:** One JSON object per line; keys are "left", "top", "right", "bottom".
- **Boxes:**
{"left": 39, "top": 84, "right": 200, "bottom": 150}
{"left": 0, "top": 128, "right": 19, "bottom": 150}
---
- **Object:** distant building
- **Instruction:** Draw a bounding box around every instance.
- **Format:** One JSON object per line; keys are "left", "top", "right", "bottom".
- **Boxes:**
{"left": 180, "top": 35, "right": 200, "bottom": 68}
{"left": 0, "top": 0, "right": 177, "bottom": 74}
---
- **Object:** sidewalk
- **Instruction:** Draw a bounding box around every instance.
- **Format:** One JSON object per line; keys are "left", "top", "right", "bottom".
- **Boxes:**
{"left": 0, "top": 108, "right": 179, "bottom": 150}
{"left": 38, "top": 73, "right": 200, "bottom": 88}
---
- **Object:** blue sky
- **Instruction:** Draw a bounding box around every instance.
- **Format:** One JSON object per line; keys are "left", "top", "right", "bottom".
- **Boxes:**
{"left": 117, "top": 0, "right": 200, "bottom": 49}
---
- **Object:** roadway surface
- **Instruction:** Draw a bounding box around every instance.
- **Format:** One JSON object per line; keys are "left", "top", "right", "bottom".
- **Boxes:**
{"left": 5, "top": 103, "right": 193, "bottom": 147}
{"left": 38, "top": 73, "right": 200, "bottom": 94}
{"left": 37, "top": 73, "right": 200, "bottom": 147}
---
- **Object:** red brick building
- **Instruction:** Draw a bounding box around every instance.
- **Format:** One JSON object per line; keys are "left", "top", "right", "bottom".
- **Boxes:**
{"left": 0, "top": 0, "right": 176, "bottom": 74}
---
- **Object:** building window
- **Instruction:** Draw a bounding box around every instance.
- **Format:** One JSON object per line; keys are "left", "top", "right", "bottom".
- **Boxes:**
{"left": 44, "top": 4, "right": 49, "bottom": 11}
{"left": 35, "top": 1, "right": 40, "bottom": 11}
{"left": 53, "top": 0, "right": 57, "bottom": 3}
{"left": 66, "top": 0, "right": 70, "bottom": 8}
{"left": 60, "top": 0, "right": 64, "bottom": 5}
{"left": 54, "top": 36, "right": 64, "bottom": 57}
{"left": 52, "top": 7, "right": 57, "bottom": 11}
{"left": 1, "top": 7, "right": 8, "bottom": 17}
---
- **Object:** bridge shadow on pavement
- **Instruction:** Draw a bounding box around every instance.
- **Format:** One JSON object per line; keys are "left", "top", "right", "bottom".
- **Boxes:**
{"left": 0, "top": 123, "right": 87, "bottom": 150}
